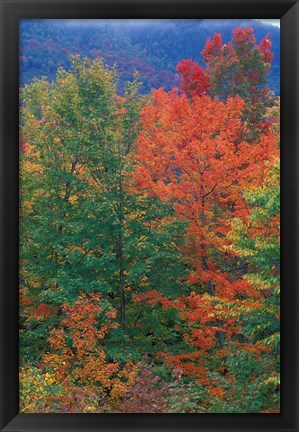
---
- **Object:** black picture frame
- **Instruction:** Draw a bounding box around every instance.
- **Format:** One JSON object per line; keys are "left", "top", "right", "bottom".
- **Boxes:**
{"left": 0, "top": 0, "right": 298, "bottom": 431}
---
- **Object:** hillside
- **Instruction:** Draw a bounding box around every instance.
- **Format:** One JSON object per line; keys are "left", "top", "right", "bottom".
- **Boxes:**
{"left": 20, "top": 19, "right": 280, "bottom": 94}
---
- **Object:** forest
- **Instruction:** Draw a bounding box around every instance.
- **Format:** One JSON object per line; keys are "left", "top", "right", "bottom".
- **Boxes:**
{"left": 20, "top": 19, "right": 280, "bottom": 95}
{"left": 19, "top": 24, "right": 280, "bottom": 413}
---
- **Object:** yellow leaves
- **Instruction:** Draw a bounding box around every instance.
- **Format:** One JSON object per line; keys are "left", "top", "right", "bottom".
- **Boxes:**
{"left": 110, "top": 361, "right": 139, "bottom": 403}
{"left": 263, "top": 374, "right": 280, "bottom": 387}
{"left": 85, "top": 405, "right": 98, "bottom": 412}
{"left": 19, "top": 366, "right": 62, "bottom": 412}
{"left": 110, "top": 382, "right": 127, "bottom": 401}
{"left": 44, "top": 372, "right": 55, "bottom": 386}
{"left": 42, "top": 352, "right": 70, "bottom": 377}
{"left": 68, "top": 195, "right": 78, "bottom": 204}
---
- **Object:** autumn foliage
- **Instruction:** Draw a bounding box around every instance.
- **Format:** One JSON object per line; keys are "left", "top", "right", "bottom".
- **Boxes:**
{"left": 20, "top": 26, "right": 280, "bottom": 413}
{"left": 176, "top": 60, "right": 210, "bottom": 98}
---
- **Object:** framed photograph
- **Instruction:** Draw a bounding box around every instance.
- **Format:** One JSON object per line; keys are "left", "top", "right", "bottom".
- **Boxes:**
{"left": 0, "top": 0, "right": 298, "bottom": 431}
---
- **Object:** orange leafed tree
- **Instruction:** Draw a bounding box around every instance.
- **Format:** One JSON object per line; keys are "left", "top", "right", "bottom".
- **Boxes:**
{"left": 22, "top": 293, "right": 138, "bottom": 412}
{"left": 132, "top": 87, "right": 279, "bottom": 383}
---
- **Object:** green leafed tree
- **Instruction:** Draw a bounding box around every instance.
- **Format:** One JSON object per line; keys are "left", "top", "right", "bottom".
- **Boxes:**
{"left": 20, "top": 56, "right": 188, "bottom": 363}
{"left": 225, "top": 158, "right": 280, "bottom": 412}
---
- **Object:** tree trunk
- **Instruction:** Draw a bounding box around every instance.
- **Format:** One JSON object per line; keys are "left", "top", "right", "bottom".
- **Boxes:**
{"left": 117, "top": 142, "right": 126, "bottom": 328}
{"left": 118, "top": 227, "right": 125, "bottom": 328}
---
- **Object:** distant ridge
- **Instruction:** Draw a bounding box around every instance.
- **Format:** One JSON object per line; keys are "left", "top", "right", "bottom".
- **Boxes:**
{"left": 20, "top": 19, "right": 280, "bottom": 95}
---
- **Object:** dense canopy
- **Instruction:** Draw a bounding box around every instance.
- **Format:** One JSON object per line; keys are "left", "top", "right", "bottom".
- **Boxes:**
{"left": 20, "top": 24, "right": 280, "bottom": 413}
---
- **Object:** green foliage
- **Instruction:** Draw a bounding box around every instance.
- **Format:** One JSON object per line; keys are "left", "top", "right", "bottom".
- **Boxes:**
{"left": 20, "top": 56, "right": 188, "bottom": 365}
{"left": 227, "top": 159, "right": 280, "bottom": 411}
